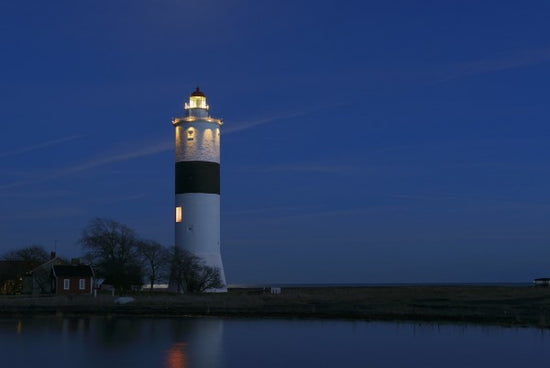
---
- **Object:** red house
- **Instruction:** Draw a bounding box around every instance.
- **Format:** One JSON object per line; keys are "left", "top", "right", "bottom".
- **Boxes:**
{"left": 52, "top": 265, "right": 95, "bottom": 295}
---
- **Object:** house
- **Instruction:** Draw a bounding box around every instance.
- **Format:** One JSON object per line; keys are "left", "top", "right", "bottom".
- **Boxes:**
{"left": 52, "top": 264, "right": 95, "bottom": 295}
{"left": 0, "top": 261, "right": 40, "bottom": 295}
{"left": 22, "top": 254, "right": 65, "bottom": 295}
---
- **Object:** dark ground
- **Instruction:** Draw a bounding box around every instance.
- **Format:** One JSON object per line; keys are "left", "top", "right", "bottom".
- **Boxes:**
{"left": 2, "top": 286, "right": 550, "bottom": 328}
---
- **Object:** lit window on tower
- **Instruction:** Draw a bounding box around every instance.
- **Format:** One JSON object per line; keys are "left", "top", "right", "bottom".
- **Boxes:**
{"left": 187, "top": 129, "right": 194, "bottom": 141}
{"left": 175, "top": 207, "right": 182, "bottom": 223}
{"left": 203, "top": 128, "right": 212, "bottom": 142}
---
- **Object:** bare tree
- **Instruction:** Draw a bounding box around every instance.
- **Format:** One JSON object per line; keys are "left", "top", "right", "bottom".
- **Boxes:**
{"left": 1, "top": 245, "right": 50, "bottom": 263}
{"left": 79, "top": 218, "right": 143, "bottom": 292}
{"left": 169, "top": 247, "right": 223, "bottom": 293}
{"left": 169, "top": 246, "right": 186, "bottom": 293}
{"left": 138, "top": 240, "right": 169, "bottom": 291}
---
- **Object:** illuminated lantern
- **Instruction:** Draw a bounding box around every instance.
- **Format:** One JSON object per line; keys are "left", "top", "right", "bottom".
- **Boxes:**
{"left": 172, "top": 87, "right": 226, "bottom": 291}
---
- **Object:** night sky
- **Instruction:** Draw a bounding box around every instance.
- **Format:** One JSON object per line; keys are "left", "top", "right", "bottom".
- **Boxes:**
{"left": 1, "top": 0, "right": 549, "bottom": 284}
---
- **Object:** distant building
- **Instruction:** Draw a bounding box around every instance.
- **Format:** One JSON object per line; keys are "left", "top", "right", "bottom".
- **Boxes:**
{"left": 533, "top": 278, "right": 550, "bottom": 287}
{"left": 0, "top": 261, "right": 40, "bottom": 294}
{"left": 52, "top": 264, "right": 95, "bottom": 295}
{"left": 23, "top": 255, "right": 65, "bottom": 295}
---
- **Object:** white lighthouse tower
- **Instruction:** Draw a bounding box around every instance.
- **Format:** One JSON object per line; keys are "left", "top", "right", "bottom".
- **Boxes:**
{"left": 172, "top": 87, "right": 226, "bottom": 289}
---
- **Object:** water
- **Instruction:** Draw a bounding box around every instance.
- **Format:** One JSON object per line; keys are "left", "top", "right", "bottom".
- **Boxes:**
{"left": 1, "top": 317, "right": 549, "bottom": 367}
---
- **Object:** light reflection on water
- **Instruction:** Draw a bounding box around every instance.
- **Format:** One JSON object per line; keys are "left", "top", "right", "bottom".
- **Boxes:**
{"left": 1, "top": 317, "right": 550, "bottom": 367}
{"left": 166, "top": 342, "right": 186, "bottom": 368}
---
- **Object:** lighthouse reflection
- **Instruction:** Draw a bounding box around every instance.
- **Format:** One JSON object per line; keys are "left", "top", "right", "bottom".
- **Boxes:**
{"left": 166, "top": 319, "right": 224, "bottom": 368}
{"left": 0, "top": 317, "right": 224, "bottom": 367}
{"left": 166, "top": 342, "right": 187, "bottom": 368}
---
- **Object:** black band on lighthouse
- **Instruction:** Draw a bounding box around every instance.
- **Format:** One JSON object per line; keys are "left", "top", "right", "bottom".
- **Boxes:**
{"left": 175, "top": 161, "right": 220, "bottom": 194}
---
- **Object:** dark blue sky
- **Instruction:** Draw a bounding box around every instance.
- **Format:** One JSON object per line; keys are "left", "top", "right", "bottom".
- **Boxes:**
{"left": 1, "top": 0, "right": 549, "bottom": 283}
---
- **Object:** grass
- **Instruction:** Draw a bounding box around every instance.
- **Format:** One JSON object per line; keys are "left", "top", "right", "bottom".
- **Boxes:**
{"left": 2, "top": 286, "right": 550, "bottom": 328}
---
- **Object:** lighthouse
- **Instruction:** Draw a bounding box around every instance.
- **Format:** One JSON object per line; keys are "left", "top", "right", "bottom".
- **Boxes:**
{"left": 172, "top": 87, "right": 226, "bottom": 289}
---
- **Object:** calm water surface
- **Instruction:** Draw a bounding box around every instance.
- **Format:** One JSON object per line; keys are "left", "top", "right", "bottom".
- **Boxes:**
{"left": 1, "top": 317, "right": 549, "bottom": 367}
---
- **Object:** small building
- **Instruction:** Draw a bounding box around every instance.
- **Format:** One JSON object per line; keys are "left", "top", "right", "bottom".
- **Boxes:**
{"left": 23, "top": 254, "right": 65, "bottom": 295}
{"left": 534, "top": 278, "right": 550, "bottom": 287}
{"left": 52, "top": 264, "right": 95, "bottom": 295}
{"left": 0, "top": 261, "right": 40, "bottom": 295}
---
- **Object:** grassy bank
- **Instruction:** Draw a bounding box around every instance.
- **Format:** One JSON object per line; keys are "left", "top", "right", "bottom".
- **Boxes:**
{"left": 2, "top": 286, "right": 550, "bottom": 328}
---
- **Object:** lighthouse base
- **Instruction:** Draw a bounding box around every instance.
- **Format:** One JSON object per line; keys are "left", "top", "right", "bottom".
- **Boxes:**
{"left": 175, "top": 193, "right": 226, "bottom": 290}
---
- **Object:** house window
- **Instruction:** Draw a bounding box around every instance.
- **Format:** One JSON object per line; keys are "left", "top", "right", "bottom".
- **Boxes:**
{"left": 176, "top": 206, "right": 182, "bottom": 223}
{"left": 79, "top": 279, "right": 86, "bottom": 290}
{"left": 63, "top": 279, "right": 70, "bottom": 290}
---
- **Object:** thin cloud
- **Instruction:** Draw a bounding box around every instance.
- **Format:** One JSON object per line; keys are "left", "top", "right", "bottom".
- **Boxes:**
{"left": 0, "top": 206, "right": 85, "bottom": 221}
{"left": 438, "top": 47, "right": 550, "bottom": 82}
{"left": 60, "top": 140, "right": 172, "bottom": 174}
{"left": 258, "top": 162, "right": 357, "bottom": 174}
{"left": 224, "top": 104, "right": 344, "bottom": 134}
{"left": 0, "top": 135, "right": 84, "bottom": 159}
{"left": 0, "top": 105, "right": 331, "bottom": 190}
{"left": 225, "top": 205, "right": 323, "bottom": 216}
{"left": 236, "top": 206, "right": 392, "bottom": 224}
{"left": 0, "top": 189, "right": 72, "bottom": 198}
{"left": 0, "top": 139, "right": 172, "bottom": 190}
{"left": 224, "top": 113, "right": 303, "bottom": 134}
{"left": 388, "top": 193, "right": 550, "bottom": 209}
{"left": 94, "top": 193, "right": 147, "bottom": 203}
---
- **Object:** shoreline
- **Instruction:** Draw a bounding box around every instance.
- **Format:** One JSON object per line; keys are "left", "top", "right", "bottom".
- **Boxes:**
{"left": 2, "top": 286, "right": 550, "bottom": 328}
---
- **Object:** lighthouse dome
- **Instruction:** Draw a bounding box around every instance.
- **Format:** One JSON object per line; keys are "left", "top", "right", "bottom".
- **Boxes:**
{"left": 190, "top": 87, "right": 206, "bottom": 97}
